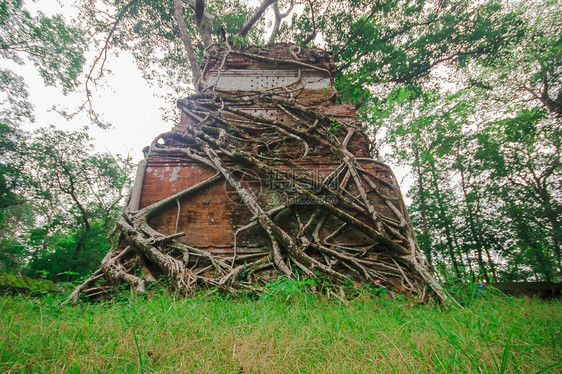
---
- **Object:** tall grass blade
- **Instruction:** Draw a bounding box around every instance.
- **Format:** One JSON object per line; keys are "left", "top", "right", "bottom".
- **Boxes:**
{"left": 132, "top": 329, "right": 144, "bottom": 374}
{"left": 532, "top": 359, "right": 561, "bottom": 374}
{"left": 379, "top": 347, "right": 398, "bottom": 374}
{"left": 433, "top": 321, "right": 485, "bottom": 374}
{"left": 477, "top": 321, "right": 500, "bottom": 372}
{"left": 500, "top": 324, "right": 516, "bottom": 374}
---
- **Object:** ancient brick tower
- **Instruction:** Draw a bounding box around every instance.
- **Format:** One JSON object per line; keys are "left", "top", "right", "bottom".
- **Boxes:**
{"left": 133, "top": 45, "right": 403, "bottom": 257}
{"left": 74, "top": 43, "right": 448, "bottom": 303}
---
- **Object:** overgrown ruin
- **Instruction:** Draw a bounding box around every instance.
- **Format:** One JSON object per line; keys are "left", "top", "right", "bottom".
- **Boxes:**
{"left": 67, "top": 44, "right": 449, "bottom": 304}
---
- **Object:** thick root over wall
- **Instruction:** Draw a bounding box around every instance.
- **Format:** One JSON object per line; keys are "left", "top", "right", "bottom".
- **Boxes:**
{"left": 65, "top": 50, "right": 454, "bottom": 306}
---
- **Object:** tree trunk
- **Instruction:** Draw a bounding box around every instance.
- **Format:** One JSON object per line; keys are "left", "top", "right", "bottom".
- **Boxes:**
{"left": 414, "top": 145, "right": 433, "bottom": 267}
{"left": 428, "top": 161, "right": 462, "bottom": 279}
{"left": 459, "top": 167, "right": 489, "bottom": 283}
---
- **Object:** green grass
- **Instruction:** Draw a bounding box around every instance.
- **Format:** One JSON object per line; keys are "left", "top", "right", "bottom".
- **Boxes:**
{"left": 0, "top": 291, "right": 560, "bottom": 373}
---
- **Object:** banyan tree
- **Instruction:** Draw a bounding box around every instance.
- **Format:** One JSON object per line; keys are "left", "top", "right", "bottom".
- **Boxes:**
{"left": 66, "top": 43, "right": 450, "bottom": 304}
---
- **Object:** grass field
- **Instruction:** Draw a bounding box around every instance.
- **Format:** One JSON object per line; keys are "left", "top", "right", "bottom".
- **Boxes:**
{"left": 0, "top": 287, "right": 560, "bottom": 373}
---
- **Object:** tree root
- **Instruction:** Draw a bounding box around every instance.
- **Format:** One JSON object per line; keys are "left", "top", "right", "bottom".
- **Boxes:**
{"left": 65, "top": 62, "right": 455, "bottom": 307}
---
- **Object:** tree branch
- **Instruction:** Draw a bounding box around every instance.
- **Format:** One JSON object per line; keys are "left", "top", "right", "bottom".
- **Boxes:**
{"left": 173, "top": 0, "right": 202, "bottom": 90}
{"left": 301, "top": 0, "right": 317, "bottom": 46}
{"left": 193, "top": 0, "right": 212, "bottom": 48}
{"left": 85, "top": 0, "right": 138, "bottom": 122}
{"left": 194, "top": 0, "right": 205, "bottom": 24}
{"left": 269, "top": 0, "right": 294, "bottom": 43}
{"left": 540, "top": 69, "right": 562, "bottom": 116}
{"left": 239, "top": 0, "right": 276, "bottom": 37}
{"left": 334, "top": 4, "right": 378, "bottom": 57}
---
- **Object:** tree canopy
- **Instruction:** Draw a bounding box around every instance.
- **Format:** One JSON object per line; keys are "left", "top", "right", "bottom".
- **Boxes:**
{"left": 0, "top": 0, "right": 131, "bottom": 280}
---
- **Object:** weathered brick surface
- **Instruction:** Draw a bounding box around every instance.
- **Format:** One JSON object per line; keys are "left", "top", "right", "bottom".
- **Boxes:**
{"left": 141, "top": 160, "right": 252, "bottom": 250}
{"left": 139, "top": 158, "right": 405, "bottom": 254}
